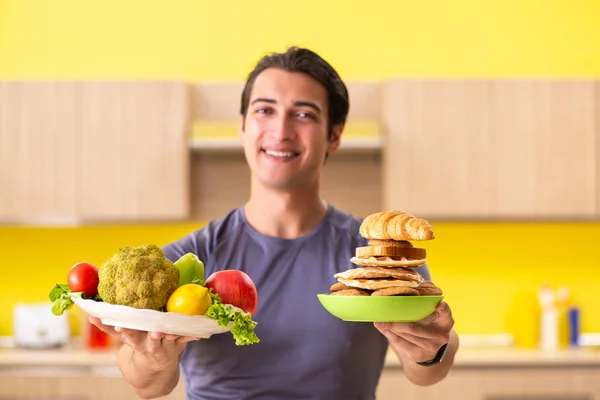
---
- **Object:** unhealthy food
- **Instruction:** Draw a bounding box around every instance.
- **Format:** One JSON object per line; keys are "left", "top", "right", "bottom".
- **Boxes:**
{"left": 329, "top": 210, "right": 443, "bottom": 297}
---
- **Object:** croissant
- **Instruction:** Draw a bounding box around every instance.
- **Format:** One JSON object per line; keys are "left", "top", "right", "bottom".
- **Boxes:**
{"left": 359, "top": 210, "right": 434, "bottom": 241}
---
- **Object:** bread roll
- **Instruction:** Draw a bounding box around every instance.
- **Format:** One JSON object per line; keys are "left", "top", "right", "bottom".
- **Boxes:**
{"left": 355, "top": 245, "right": 426, "bottom": 259}
{"left": 359, "top": 210, "right": 434, "bottom": 241}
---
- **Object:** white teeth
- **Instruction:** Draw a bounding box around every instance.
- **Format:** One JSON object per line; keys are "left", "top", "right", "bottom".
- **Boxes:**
{"left": 265, "top": 150, "right": 295, "bottom": 158}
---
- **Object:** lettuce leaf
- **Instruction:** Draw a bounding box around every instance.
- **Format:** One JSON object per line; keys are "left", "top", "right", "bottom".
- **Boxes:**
{"left": 205, "top": 291, "right": 260, "bottom": 346}
{"left": 48, "top": 283, "right": 84, "bottom": 316}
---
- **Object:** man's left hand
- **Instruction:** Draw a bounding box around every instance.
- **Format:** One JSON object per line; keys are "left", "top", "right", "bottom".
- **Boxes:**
{"left": 374, "top": 301, "right": 454, "bottom": 363}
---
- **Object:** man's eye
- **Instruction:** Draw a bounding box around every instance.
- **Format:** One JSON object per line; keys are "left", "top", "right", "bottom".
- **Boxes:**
{"left": 297, "top": 112, "right": 314, "bottom": 119}
{"left": 256, "top": 108, "right": 271, "bottom": 114}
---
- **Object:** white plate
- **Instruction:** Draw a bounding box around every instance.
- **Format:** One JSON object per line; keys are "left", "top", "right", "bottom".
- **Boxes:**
{"left": 72, "top": 297, "right": 232, "bottom": 338}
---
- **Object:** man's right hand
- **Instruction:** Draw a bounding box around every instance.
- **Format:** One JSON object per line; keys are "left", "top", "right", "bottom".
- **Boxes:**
{"left": 89, "top": 315, "right": 200, "bottom": 367}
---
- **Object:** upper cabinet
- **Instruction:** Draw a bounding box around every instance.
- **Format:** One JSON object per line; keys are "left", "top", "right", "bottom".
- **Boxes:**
{"left": 382, "top": 80, "right": 598, "bottom": 220}
{"left": 0, "top": 81, "right": 191, "bottom": 223}
{"left": 0, "top": 79, "right": 597, "bottom": 223}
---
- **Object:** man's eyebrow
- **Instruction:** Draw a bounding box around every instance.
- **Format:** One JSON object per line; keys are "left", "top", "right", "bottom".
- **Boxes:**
{"left": 251, "top": 98, "right": 276, "bottom": 105}
{"left": 250, "top": 98, "right": 322, "bottom": 113}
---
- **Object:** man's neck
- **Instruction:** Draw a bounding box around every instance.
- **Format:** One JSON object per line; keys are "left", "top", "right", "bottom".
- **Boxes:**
{"left": 243, "top": 181, "right": 329, "bottom": 240}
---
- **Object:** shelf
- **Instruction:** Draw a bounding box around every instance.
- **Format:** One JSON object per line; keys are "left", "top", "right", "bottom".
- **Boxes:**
{"left": 189, "top": 120, "right": 383, "bottom": 151}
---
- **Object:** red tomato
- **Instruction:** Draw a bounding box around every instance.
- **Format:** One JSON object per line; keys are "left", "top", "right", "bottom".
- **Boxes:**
{"left": 67, "top": 262, "right": 99, "bottom": 298}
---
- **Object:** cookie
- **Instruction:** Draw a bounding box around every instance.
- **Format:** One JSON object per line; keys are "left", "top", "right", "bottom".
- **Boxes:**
{"left": 330, "top": 288, "right": 371, "bottom": 296}
{"left": 371, "top": 287, "right": 420, "bottom": 296}
{"left": 350, "top": 256, "right": 427, "bottom": 268}
{"left": 330, "top": 282, "right": 351, "bottom": 292}
{"left": 417, "top": 281, "right": 443, "bottom": 295}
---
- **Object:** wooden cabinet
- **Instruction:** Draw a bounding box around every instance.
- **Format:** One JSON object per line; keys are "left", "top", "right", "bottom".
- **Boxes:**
{"left": 1, "top": 79, "right": 598, "bottom": 223}
{"left": 1, "top": 348, "right": 599, "bottom": 400}
{"left": 190, "top": 79, "right": 600, "bottom": 221}
{"left": 0, "top": 81, "right": 191, "bottom": 223}
{"left": 0, "top": 366, "right": 186, "bottom": 400}
{"left": 382, "top": 80, "right": 598, "bottom": 220}
{"left": 377, "top": 367, "right": 600, "bottom": 400}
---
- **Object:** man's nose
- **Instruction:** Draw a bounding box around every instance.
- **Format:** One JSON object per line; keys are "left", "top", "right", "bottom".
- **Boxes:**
{"left": 269, "top": 115, "right": 295, "bottom": 141}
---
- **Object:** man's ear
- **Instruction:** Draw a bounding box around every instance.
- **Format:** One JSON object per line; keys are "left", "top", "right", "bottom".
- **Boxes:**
{"left": 326, "top": 123, "right": 344, "bottom": 154}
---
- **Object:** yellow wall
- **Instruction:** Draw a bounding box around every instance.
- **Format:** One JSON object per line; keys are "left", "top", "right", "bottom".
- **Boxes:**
{"left": 1, "top": 222, "right": 599, "bottom": 339}
{"left": 1, "top": 1, "right": 599, "bottom": 342}
{"left": 1, "top": 0, "right": 599, "bottom": 80}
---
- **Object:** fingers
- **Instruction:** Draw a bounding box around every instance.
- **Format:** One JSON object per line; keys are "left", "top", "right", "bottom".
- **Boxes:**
{"left": 376, "top": 321, "right": 438, "bottom": 340}
{"left": 87, "top": 316, "right": 201, "bottom": 351}
{"left": 376, "top": 325, "right": 442, "bottom": 363}
{"left": 147, "top": 332, "right": 165, "bottom": 350}
{"left": 176, "top": 336, "right": 202, "bottom": 345}
{"left": 417, "top": 302, "right": 455, "bottom": 332}
{"left": 395, "top": 332, "right": 445, "bottom": 354}
{"left": 379, "top": 328, "right": 418, "bottom": 355}
{"left": 88, "top": 316, "right": 120, "bottom": 337}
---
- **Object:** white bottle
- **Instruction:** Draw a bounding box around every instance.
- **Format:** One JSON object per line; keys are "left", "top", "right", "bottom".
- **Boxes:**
{"left": 538, "top": 284, "right": 558, "bottom": 352}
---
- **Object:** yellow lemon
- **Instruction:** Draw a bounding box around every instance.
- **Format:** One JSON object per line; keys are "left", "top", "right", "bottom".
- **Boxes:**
{"left": 166, "top": 284, "right": 212, "bottom": 315}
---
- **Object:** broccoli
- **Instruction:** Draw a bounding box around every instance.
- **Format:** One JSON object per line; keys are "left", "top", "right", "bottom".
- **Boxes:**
{"left": 97, "top": 244, "right": 179, "bottom": 310}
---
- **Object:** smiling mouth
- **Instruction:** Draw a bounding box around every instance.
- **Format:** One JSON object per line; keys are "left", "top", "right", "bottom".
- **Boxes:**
{"left": 261, "top": 149, "right": 301, "bottom": 159}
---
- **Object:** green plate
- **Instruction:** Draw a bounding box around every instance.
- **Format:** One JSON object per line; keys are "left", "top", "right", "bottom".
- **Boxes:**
{"left": 317, "top": 294, "right": 443, "bottom": 322}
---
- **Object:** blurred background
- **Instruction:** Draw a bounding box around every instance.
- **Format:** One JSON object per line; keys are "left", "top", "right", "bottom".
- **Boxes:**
{"left": 1, "top": 0, "right": 599, "bottom": 399}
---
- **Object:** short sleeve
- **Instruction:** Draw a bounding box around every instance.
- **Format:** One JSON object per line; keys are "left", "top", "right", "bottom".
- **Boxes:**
{"left": 162, "top": 229, "right": 208, "bottom": 265}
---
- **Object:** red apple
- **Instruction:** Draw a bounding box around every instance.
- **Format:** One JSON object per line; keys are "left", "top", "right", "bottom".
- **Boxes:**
{"left": 205, "top": 270, "right": 258, "bottom": 315}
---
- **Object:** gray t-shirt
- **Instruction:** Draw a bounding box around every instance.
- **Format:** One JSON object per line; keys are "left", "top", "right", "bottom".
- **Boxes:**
{"left": 162, "top": 204, "right": 431, "bottom": 400}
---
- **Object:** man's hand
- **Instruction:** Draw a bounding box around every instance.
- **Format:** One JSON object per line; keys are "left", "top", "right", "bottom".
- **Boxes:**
{"left": 374, "top": 301, "right": 458, "bottom": 386}
{"left": 89, "top": 316, "right": 200, "bottom": 366}
{"left": 89, "top": 316, "right": 200, "bottom": 398}
{"left": 374, "top": 300, "right": 454, "bottom": 363}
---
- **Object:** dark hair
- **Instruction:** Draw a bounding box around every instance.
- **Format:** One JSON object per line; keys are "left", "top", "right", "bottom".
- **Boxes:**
{"left": 240, "top": 46, "right": 349, "bottom": 140}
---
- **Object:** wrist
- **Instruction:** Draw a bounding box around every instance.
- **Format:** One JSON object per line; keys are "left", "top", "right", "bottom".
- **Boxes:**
{"left": 416, "top": 342, "right": 449, "bottom": 367}
{"left": 130, "top": 347, "right": 179, "bottom": 373}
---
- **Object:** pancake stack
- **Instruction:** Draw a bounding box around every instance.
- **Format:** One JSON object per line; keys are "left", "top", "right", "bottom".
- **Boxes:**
{"left": 330, "top": 210, "right": 443, "bottom": 296}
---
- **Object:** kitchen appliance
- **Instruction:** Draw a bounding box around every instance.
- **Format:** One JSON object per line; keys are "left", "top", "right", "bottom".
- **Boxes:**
{"left": 13, "top": 302, "right": 71, "bottom": 348}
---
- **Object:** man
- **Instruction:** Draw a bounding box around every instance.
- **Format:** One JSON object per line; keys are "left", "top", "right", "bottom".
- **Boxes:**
{"left": 90, "top": 46, "right": 459, "bottom": 399}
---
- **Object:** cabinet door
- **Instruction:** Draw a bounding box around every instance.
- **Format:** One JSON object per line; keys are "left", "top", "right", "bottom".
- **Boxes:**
{"left": 486, "top": 81, "right": 596, "bottom": 219}
{"left": 77, "top": 82, "right": 190, "bottom": 222}
{"left": 0, "top": 82, "right": 81, "bottom": 223}
{"left": 382, "top": 80, "right": 597, "bottom": 219}
{"left": 0, "top": 81, "right": 190, "bottom": 223}
{"left": 382, "top": 80, "right": 489, "bottom": 219}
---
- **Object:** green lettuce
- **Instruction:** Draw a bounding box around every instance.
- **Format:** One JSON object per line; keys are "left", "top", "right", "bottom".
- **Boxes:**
{"left": 205, "top": 291, "right": 260, "bottom": 346}
{"left": 48, "top": 284, "right": 84, "bottom": 316}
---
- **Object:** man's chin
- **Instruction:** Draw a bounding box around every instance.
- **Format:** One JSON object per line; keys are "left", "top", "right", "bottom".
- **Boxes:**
{"left": 254, "top": 174, "right": 301, "bottom": 191}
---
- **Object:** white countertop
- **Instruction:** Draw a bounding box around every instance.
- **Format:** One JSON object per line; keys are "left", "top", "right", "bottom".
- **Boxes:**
{"left": 385, "top": 346, "right": 600, "bottom": 368}
{"left": 1, "top": 346, "right": 599, "bottom": 369}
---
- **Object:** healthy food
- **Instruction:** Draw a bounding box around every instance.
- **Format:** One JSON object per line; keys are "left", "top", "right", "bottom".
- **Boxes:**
{"left": 67, "top": 262, "right": 100, "bottom": 298}
{"left": 48, "top": 244, "right": 260, "bottom": 346}
{"left": 98, "top": 244, "right": 179, "bottom": 310}
{"left": 205, "top": 270, "right": 258, "bottom": 316}
{"left": 174, "top": 253, "right": 205, "bottom": 287}
{"left": 166, "top": 283, "right": 212, "bottom": 316}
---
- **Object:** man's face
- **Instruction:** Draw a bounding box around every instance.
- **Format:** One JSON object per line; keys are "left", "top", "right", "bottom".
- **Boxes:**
{"left": 240, "top": 68, "right": 341, "bottom": 191}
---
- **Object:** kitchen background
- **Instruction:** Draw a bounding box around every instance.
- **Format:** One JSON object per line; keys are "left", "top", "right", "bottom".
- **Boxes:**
{"left": 1, "top": 0, "right": 600, "bottom": 399}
